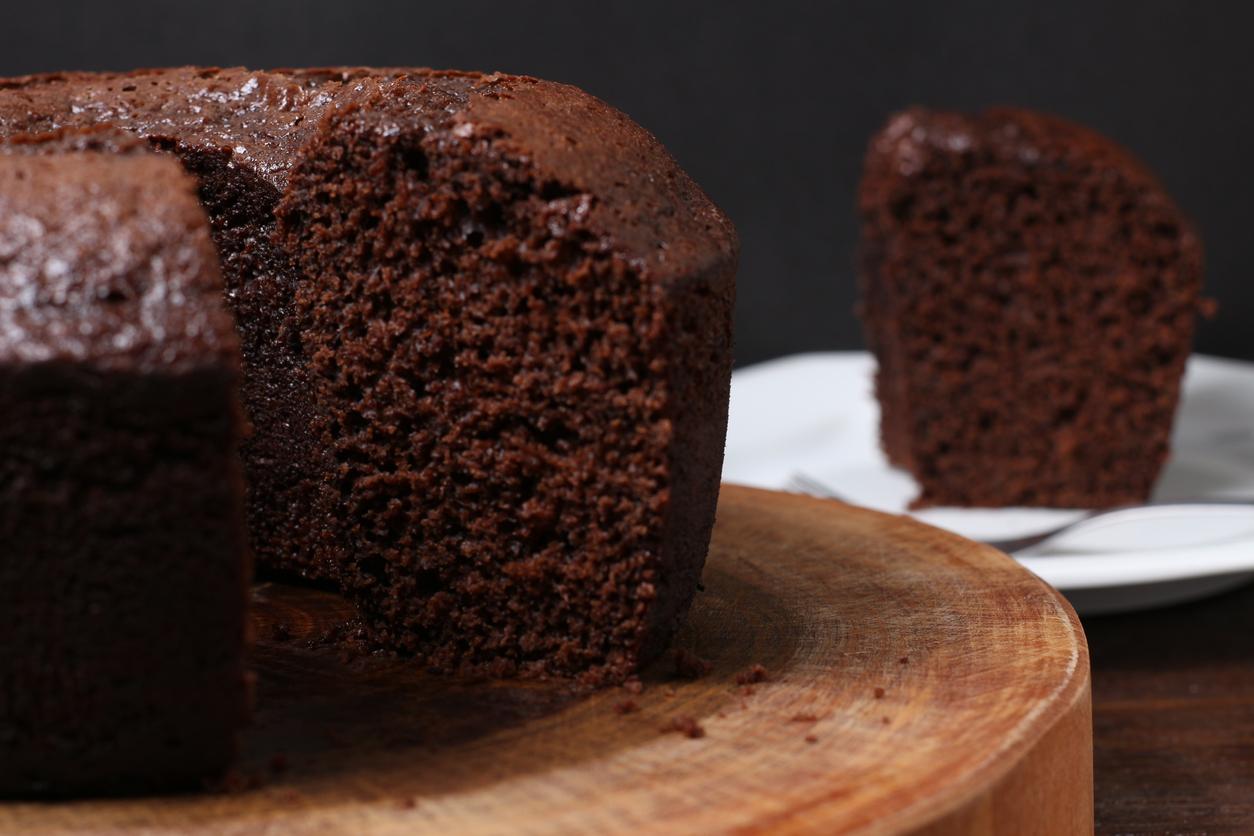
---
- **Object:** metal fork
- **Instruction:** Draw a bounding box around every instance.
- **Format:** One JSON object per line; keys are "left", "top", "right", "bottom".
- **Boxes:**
{"left": 784, "top": 471, "right": 1254, "bottom": 555}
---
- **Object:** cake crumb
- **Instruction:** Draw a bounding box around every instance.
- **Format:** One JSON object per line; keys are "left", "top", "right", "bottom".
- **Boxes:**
{"left": 664, "top": 687, "right": 676, "bottom": 698}
{"left": 614, "top": 698, "right": 641, "bottom": 715}
{"left": 662, "top": 715, "right": 705, "bottom": 739}
{"left": 309, "top": 617, "right": 372, "bottom": 663}
{"left": 899, "top": 656, "right": 909, "bottom": 665}
{"left": 882, "top": 716, "right": 892, "bottom": 724}
{"left": 873, "top": 687, "right": 885, "bottom": 699}
{"left": 207, "top": 770, "right": 246, "bottom": 794}
{"left": 741, "top": 686, "right": 756, "bottom": 696}
{"left": 734, "top": 664, "right": 769, "bottom": 685}
{"left": 208, "top": 768, "right": 267, "bottom": 793}
{"left": 805, "top": 734, "right": 818, "bottom": 744}
{"left": 622, "top": 677, "right": 643, "bottom": 695}
{"left": 673, "top": 648, "right": 712, "bottom": 679}
{"left": 399, "top": 797, "right": 417, "bottom": 809}
{"left": 791, "top": 712, "right": 819, "bottom": 723}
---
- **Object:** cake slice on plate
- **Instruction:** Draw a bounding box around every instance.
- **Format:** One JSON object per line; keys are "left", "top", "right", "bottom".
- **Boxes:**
{"left": 859, "top": 107, "right": 1205, "bottom": 508}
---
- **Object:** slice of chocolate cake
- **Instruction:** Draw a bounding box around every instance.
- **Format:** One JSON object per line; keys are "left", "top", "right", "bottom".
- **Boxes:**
{"left": 0, "top": 150, "right": 249, "bottom": 796}
{"left": 0, "top": 68, "right": 738, "bottom": 686}
{"left": 858, "top": 107, "right": 1205, "bottom": 509}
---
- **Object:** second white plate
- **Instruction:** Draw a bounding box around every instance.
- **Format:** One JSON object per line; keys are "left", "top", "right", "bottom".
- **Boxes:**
{"left": 722, "top": 351, "right": 1254, "bottom": 615}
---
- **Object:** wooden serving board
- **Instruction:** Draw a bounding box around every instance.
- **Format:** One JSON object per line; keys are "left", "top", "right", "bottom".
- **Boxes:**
{"left": 0, "top": 485, "right": 1091, "bottom": 835}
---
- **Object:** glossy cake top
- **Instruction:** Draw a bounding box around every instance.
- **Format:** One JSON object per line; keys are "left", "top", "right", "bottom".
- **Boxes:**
{"left": 863, "top": 106, "right": 1188, "bottom": 217}
{"left": 0, "top": 150, "right": 235, "bottom": 372}
{"left": 0, "top": 67, "right": 738, "bottom": 282}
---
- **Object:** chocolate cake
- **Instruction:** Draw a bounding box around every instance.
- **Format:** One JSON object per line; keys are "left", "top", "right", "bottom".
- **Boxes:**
{"left": 858, "top": 106, "right": 1204, "bottom": 508}
{"left": 0, "top": 149, "right": 250, "bottom": 795}
{"left": 0, "top": 68, "right": 737, "bottom": 686}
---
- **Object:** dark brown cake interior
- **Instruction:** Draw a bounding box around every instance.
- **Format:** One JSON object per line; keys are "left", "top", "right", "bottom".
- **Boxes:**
{"left": 859, "top": 107, "right": 1204, "bottom": 508}
{"left": 0, "top": 68, "right": 737, "bottom": 685}
{"left": 0, "top": 152, "right": 249, "bottom": 796}
{"left": 272, "top": 77, "right": 733, "bottom": 680}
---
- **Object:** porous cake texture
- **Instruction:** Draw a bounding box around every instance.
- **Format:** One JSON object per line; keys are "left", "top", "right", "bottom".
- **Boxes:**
{"left": 859, "top": 107, "right": 1204, "bottom": 508}
{"left": 0, "top": 150, "right": 249, "bottom": 796}
{"left": 0, "top": 68, "right": 738, "bottom": 686}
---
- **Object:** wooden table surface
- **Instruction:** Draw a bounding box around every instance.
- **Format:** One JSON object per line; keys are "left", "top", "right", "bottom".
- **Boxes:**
{"left": 0, "top": 487, "right": 1091, "bottom": 836}
{"left": 1085, "top": 578, "right": 1254, "bottom": 834}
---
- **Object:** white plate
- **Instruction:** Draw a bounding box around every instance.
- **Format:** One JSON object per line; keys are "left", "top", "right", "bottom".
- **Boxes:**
{"left": 722, "top": 352, "right": 1254, "bottom": 615}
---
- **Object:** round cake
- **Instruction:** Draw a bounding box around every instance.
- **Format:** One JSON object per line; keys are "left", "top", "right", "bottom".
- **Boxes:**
{"left": 0, "top": 67, "right": 739, "bottom": 686}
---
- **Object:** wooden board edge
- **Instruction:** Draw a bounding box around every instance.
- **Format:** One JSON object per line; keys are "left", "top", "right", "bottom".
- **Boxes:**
{"left": 723, "top": 486, "right": 1096, "bottom": 836}
{"left": 908, "top": 667, "right": 1093, "bottom": 836}
{"left": 885, "top": 526, "right": 1095, "bottom": 836}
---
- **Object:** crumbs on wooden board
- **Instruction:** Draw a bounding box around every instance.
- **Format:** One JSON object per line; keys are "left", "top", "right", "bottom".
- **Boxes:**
{"left": 661, "top": 715, "right": 706, "bottom": 739}
{"left": 613, "top": 698, "right": 641, "bottom": 715}
{"left": 673, "top": 649, "right": 712, "bottom": 679}
{"left": 734, "top": 664, "right": 770, "bottom": 685}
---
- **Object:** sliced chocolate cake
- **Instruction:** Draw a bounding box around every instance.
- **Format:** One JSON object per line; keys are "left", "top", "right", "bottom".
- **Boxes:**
{"left": 859, "top": 107, "right": 1204, "bottom": 508}
{"left": 0, "top": 150, "right": 249, "bottom": 795}
{"left": 0, "top": 68, "right": 738, "bottom": 686}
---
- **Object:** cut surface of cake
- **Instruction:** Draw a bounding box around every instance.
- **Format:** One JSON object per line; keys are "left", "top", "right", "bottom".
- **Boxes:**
{"left": 858, "top": 106, "right": 1204, "bottom": 509}
{"left": 0, "top": 68, "right": 738, "bottom": 686}
{"left": 0, "top": 149, "right": 249, "bottom": 796}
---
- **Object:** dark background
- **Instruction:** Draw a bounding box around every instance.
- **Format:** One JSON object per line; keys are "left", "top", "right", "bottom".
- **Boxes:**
{"left": 3, "top": 0, "right": 1252, "bottom": 368}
